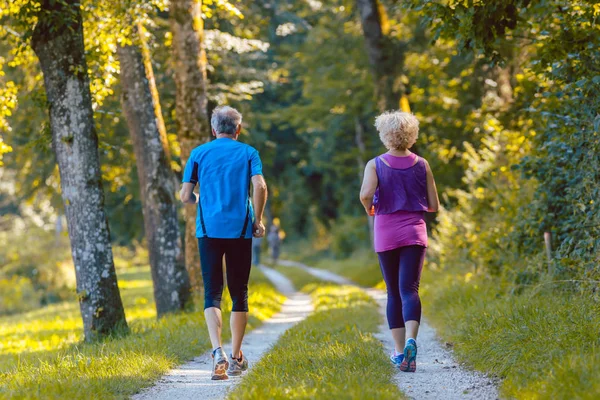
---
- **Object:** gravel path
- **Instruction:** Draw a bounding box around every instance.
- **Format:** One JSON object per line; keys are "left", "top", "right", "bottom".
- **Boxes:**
{"left": 132, "top": 265, "right": 312, "bottom": 400}
{"left": 279, "top": 259, "right": 499, "bottom": 400}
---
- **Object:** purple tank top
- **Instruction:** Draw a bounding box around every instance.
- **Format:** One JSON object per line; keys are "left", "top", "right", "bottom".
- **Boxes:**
{"left": 373, "top": 153, "right": 429, "bottom": 252}
{"left": 374, "top": 155, "right": 428, "bottom": 214}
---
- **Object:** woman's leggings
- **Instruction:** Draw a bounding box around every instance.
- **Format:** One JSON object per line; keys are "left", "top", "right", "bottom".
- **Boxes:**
{"left": 377, "top": 245, "right": 426, "bottom": 329}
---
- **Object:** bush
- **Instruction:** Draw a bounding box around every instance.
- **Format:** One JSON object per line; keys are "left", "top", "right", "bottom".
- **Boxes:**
{"left": 0, "top": 275, "right": 40, "bottom": 315}
{"left": 0, "top": 223, "right": 75, "bottom": 308}
{"left": 330, "top": 215, "right": 370, "bottom": 258}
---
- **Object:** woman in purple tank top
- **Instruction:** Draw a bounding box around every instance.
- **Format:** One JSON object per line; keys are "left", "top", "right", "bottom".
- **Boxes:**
{"left": 360, "top": 111, "right": 440, "bottom": 373}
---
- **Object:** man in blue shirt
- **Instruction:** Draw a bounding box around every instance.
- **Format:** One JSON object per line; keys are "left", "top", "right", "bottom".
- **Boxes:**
{"left": 180, "top": 106, "right": 267, "bottom": 380}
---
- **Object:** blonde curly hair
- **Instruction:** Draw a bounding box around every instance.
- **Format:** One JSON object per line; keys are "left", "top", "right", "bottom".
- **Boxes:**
{"left": 374, "top": 111, "right": 419, "bottom": 151}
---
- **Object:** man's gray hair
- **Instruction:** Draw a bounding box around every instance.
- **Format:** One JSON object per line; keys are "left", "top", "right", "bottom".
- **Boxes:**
{"left": 211, "top": 106, "right": 243, "bottom": 135}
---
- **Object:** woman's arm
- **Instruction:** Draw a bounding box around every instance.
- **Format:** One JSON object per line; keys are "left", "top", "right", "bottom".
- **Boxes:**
{"left": 424, "top": 160, "right": 440, "bottom": 212}
{"left": 359, "top": 159, "right": 378, "bottom": 216}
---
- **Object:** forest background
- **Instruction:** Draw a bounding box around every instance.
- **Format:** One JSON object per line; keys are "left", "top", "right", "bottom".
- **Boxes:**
{"left": 0, "top": 0, "right": 598, "bottom": 323}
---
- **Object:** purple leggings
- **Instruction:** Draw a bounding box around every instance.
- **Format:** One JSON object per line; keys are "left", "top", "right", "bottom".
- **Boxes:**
{"left": 377, "top": 245, "right": 426, "bottom": 329}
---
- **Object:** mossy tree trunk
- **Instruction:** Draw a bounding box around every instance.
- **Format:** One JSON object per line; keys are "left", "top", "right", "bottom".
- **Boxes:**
{"left": 31, "top": 0, "right": 128, "bottom": 341}
{"left": 169, "top": 0, "right": 211, "bottom": 293}
{"left": 356, "top": 0, "right": 406, "bottom": 112}
{"left": 117, "top": 26, "right": 191, "bottom": 316}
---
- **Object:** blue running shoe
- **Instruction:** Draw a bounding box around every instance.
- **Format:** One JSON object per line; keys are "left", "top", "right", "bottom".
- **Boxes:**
{"left": 390, "top": 351, "right": 404, "bottom": 367}
{"left": 400, "top": 338, "right": 417, "bottom": 372}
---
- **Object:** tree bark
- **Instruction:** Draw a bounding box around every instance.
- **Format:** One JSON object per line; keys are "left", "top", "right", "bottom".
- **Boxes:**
{"left": 117, "top": 28, "right": 191, "bottom": 316}
{"left": 356, "top": 0, "right": 405, "bottom": 112}
{"left": 169, "top": 0, "right": 211, "bottom": 293}
{"left": 31, "top": 0, "right": 128, "bottom": 341}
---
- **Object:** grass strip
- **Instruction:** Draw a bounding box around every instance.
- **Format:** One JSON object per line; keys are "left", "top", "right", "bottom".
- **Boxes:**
{"left": 232, "top": 283, "right": 404, "bottom": 400}
{"left": 282, "top": 247, "right": 383, "bottom": 288}
{"left": 421, "top": 270, "right": 600, "bottom": 399}
{"left": 270, "top": 262, "right": 323, "bottom": 289}
{"left": 0, "top": 263, "right": 283, "bottom": 399}
{"left": 283, "top": 247, "right": 600, "bottom": 398}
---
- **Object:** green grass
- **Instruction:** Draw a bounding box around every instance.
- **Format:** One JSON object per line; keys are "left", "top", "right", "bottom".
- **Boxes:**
{"left": 270, "top": 263, "right": 323, "bottom": 290}
{"left": 231, "top": 283, "right": 404, "bottom": 400}
{"left": 286, "top": 243, "right": 600, "bottom": 399}
{"left": 284, "top": 247, "right": 383, "bottom": 288}
{"left": 420, "top": 270, "right": 600, "bottom": 399}
{"left": 0, "top": 257, "right": 283, "bottom": 399}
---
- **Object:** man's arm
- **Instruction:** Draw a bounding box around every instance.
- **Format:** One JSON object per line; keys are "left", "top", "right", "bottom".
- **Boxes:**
{"left": 179, "top": 182, "right": 198, "bottom": 204}
{"left": 180, "top": 152, "right": 199, "bottom": 204}
{"left": 251, "top": 174, "right": 267, "bottom": 237}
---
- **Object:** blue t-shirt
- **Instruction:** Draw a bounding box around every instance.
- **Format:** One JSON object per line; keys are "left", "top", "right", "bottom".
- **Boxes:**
{"left": 182, "top": 138, "right": 263, "bottom": 239}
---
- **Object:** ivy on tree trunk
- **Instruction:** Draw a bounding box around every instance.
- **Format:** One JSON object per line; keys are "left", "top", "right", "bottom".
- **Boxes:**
{"left": 31, "top": 0, "right": 128, "bottom": 341}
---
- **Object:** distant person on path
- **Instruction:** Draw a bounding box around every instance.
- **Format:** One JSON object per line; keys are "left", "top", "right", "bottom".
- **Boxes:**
{"left": 268, "top": 224, "right": 281, "bottom": 265}
{"left": 359, "top": 111, "right": 439, "bottom": 373}
{"left": 252, "top": 236, "right": 263, "bottom": 266}
{"left": 180, "top": 106, "right": 268, "bottom": 380}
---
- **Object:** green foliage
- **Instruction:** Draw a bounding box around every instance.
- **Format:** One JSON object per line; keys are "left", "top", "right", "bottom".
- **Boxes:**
{"left": 0, "top": 275, "right": 40, "bottom": 315}
{"left": 432, "top": 122, "right": 538, "bottom": 280}
{"left": 405, "top": 0, "right": 600, "bottom": 284}
{"left": 0, "top": 216, "right": 75, "bottom": 310}
{"left": 421, "top": 267, "right": 600, "bottom": 399}
{"left": 232, "top": 284, "right": 404, "bottom": 400}
{"left": 330, "top": 216, "right": 370, "bottom": 258}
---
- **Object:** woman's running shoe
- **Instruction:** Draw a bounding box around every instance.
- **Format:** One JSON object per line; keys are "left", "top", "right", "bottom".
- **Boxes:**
{"left": 400, "top": 338, "right": 417, "bottom": 372}
{"left": 390, "top": 351, "right": 405, "bottom": 367}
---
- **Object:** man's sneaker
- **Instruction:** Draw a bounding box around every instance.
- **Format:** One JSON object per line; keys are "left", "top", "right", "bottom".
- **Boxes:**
{"left": 390, "top": 351, "right": 404, "bottom": 367}
{"left": 227, "top": 350, "right": 249, "bottom": 376}
{"left": 400, "top": 338, "right": 417, "bottom": 372}
{"left": 211, "top": 347, "right": 229, "bottom": 380}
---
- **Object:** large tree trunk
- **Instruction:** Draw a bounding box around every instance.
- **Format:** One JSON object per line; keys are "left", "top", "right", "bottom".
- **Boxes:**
{"left": 31, "top": 0, "right": 128, "bottom": 341}
{"left": 357, "top": 0, "right": 418, "bottom": 155}
{"left": 117, "top": 27, "right": 191, "bottom": 316}
{"left": 356, "top": 0, "right": 405, "bottom": 112}
{"left": 169, "top": 0, "right": 211, "bottom": 293}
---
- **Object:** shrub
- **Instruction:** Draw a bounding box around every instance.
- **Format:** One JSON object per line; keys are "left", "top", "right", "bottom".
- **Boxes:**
{"left": 0, "top": 275, "right": 40, "bottom": 315}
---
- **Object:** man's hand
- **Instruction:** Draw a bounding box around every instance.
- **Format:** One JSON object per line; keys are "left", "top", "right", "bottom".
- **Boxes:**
{"left": 180, "top": 182, "right": 198, "bottom": 204}
{"left": 253, "top": 220, "right": 265, "bottom": 238}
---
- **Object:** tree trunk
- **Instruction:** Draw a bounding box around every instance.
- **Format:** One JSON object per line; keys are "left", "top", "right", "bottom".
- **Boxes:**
{"left": 117, "top": 28, "right": 191, "bottom": 316}
{"left": 356, "top": 0, "right": 404, "bottom": 112}
{"left": 170, "top": 0, "right": 211, "bottom": 293}
{"left": 31, "top": 0, "right": 128, "bottom": 341}
{"left": 357, "top": 0, "right": 418, "bottom": 155}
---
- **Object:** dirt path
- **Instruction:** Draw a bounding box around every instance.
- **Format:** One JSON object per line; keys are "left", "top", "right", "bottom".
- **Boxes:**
{"left": 132, "top": 265, "right": 312, "bottom": 400}
{"left": 278, "top": 259, "right": 499, "bottom": 400}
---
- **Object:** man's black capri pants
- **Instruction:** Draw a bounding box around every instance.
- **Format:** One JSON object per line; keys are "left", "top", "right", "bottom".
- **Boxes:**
{"left": 198, "top": 238, "right": 252, "bottom": 312}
